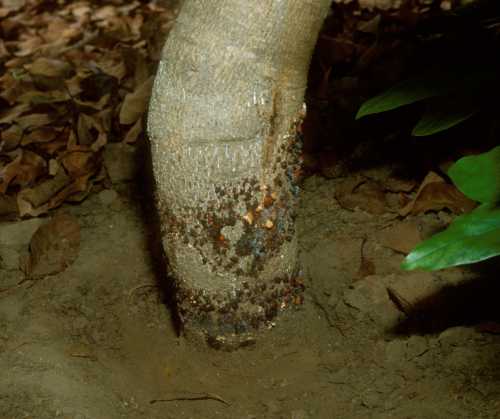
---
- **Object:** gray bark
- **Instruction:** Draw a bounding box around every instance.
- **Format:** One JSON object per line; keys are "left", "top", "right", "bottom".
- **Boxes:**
{"left": 148, "top": 0, "right": 331, "bottom": 349}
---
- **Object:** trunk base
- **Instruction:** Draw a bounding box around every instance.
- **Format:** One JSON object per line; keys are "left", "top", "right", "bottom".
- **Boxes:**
{"left": 176, "top": 270, "right": 305, "bottom": 351}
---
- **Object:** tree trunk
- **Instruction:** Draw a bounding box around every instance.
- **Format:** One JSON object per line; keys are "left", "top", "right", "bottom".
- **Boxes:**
{"left": 147, "top": 0, "right": 332, "bottom": 349}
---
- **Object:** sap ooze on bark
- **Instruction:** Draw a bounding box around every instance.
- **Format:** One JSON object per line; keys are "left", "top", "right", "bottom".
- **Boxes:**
{"left": 147, "top": 0, "right": 332, "bottom": 348}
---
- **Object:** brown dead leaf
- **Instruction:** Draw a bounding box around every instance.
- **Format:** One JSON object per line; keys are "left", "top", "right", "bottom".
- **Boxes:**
{"left": 1, "top": 124, "right": 23, "bottom": 151}
{"left": 18, "top": 89, "right": 70, "bottom": 105}
{"left": 24, "top": 57, "right": 73, "bottom": 78}
{"left": 17, "top": 169, "right": 71, "bottom": 209}
{"left": 0, "top": 150, "right": 46, "bottom": 193}
{"left": 120, "top": 47, "right": 149, "bottom": 85}
{"left": 124, "top": 118, "right": 143, "bottom": 144}
{"left": 61, "top": 149, "right": 100, "bottom": 178}
{"left": 119, "top": 76, "right": 153, "bottom": 124}
{"left": 93, "top": 5, "right": 117, "bottom": 21}
{"left": 77, "top": 113, "right": 101, "bottom": 146}
{"left": 412, "top": 183, "right": 476, "bottom": 215}
{"left": 0, "top": 73, "right": 34, "bottom": 104}
{"left": 23, "top": 213, "right": 80, "bottom": 278}
{"left": 96, "top": 56, "right": 127, "bottom": 82}
{"left": 64, "top": 74, "right": 84, "bottom": 97}
{"left": 74, "top": 93, "right": 110, "bottom": 111}
{"left": 0, "top": 152, "right": 23, "bottom": 193}
{"left": 44, "top": 18, "right": 82, "bottom": 44}
{"left": 12, "top": 150, "right": 47, "bottom": 189}
{"left": 16, "top": 113, "right": 54, "bottom": 130}
{"left": 399, "top": 171, "right": 476, "bottom": 216}
{"left": 0, "top": 103, "right": 30, "bottom": 124}
{"left": 21, "top": 127, "right": 59, "bottom": 146}
{"left": 48, "top": 174, "right": 93, "bottom": 208}
{"left": 0, "top": 39, "right": 9, "bottom": 58}
{"left": 14, "top": 36, "right": 44, "bottom": 57}
{"left": 18, "top": 173, "right": 92, "bottom": 217}
{"left": 0, "top": 1, "right": 23, "bottom": 17}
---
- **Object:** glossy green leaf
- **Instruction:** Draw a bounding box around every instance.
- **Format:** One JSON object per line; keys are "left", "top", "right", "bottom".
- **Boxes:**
{"left": 411, "top": 97, "right": 478, "bottom": 136}
{"left": 356, "top": 68, "right": 496, "bottom": 120}
{"left": 448, "top": 146, "right": 500, "bottom": 204}
{"left": 356, "top": 77, "right": 445, "bottom": 119}
{"left": 401, "top": 204, "right": 500, "bottom": 270}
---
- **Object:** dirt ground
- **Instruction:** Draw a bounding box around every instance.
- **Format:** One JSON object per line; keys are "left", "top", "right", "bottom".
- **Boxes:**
{"left": 2, "top": 0, "right": 500, "bottom": 418}
{"left": 2, "top": 139, "right": 500, "bottom": 419}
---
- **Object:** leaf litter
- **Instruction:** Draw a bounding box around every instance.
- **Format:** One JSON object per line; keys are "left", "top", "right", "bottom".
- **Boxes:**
{"left": 0, "top": 0, "right": 176, "bottom": 219}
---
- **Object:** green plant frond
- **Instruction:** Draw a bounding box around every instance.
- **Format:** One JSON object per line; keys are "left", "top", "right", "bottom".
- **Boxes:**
{"left": 411, "top": 97, "right": 478, "bottom": 136}
{"left": 356, "top": 77, "right": 446, "bottom": 119}
{"left": 401, "top": 203, "right": 500, "bottom": 270}
{"left": 448, "top": 145, "right": 500, "bottom": 204}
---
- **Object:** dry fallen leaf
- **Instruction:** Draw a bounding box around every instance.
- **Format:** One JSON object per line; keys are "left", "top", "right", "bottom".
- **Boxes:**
{"left": 61, "top": 148, "right": 100, "bottom": 178}
{"left": 16, "top": 113, "right": 54, "bottom": 130}
{"left": 119, "top": 76, "right": 154, "bottom": 125}
{"left": 23, "top": 213, "right": 80, "bottom": 278}
{"left": 0, "top": 150, "right": 46, "bottom": 193}
{"left": 0, "top": 1, "right": 176, "bottom": 218}
{"left": 1, "top": 124, "right": 23, "bottom": 150}
{"left": 17, "top": 169, "right": 71, "bottom": 210}
{"left": 24, "top": 57, "right": 74, "bottom": 78}
{"left": 124, "top": 118, "right": 143, "bottom": 144}
{"left": 0, "top": 104, "right": 30, "bottom": 124}
{"left": 399, "top": 171, "right": 476, "bottom": 216}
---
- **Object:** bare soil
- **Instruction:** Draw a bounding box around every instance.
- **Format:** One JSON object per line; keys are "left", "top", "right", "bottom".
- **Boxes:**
{"left": 2, "top": 145, "right": 500, "bottom": 419}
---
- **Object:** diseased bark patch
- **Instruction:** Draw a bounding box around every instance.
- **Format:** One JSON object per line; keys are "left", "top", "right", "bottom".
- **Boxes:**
{"left": 177, "top": 274, "right": 305, "bottom": 350}
{"left": 156, "top": 110, "right": 306, "bottom": 349}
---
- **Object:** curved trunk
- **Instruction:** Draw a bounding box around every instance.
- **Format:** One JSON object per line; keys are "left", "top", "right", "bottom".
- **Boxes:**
{"left": 148, "top": 0, "right": 331, "bottom": 349}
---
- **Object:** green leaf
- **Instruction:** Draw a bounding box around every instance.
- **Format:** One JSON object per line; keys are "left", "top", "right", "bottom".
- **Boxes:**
{"left": 411, "top": 97, "right": 478, "bottom": 136}
{"left": 401, "top": 204, "right": 500, "bottom": 271}
{"left": 356, "top": 68, "right": 496, "bottom": 120}
{"left": 448, "top": 146, "right": 500, "bottom": 204}
{"left": 356, "top": 77, "right": 445, "bottom": 119}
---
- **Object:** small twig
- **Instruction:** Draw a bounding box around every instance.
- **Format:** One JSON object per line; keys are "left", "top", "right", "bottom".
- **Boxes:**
{"left": 69, "top": 352, "right": 97, "bottom": 361}
{"left": 150, "top": 391, "right": 230, "bottom": 406}
{"left": 0, "top": 277, "right": 35, "bottom": 296}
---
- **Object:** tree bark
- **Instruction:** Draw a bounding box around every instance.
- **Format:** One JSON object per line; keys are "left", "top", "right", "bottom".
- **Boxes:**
{"left": 148, "top": 0, "right": 332, "bottom": 349}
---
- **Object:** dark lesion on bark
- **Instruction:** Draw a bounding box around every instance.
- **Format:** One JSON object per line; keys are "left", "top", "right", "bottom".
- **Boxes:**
{"left": 158, "top": 110, "right": 307, "bottom": 349}
{"left": 176, "top": 274, "right": 305, "bottom": 350}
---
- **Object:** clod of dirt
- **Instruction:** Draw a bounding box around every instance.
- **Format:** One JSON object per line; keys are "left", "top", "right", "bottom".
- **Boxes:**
{"left": 0, "top": 194, "right": 18, "bottom": 219}
{"left": 387, "top": 271, "right": 441, "bottom": 309}
{"left": 378, "top": 220, "right": 422, "bottom": 254}
{"left": 343, "top": 274, "right": 403, "bottom": 330}
{"left": 335, "top": 176, "right": 387, "bottom": 214}
{"left": 0, "top": 218, "right": 45, "bottom": 247}
{"left": 22, "top": 213, "right": 80, "bottom": 278}
{"left": 104, "top": 143, "right": 140, "bottom": 183}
